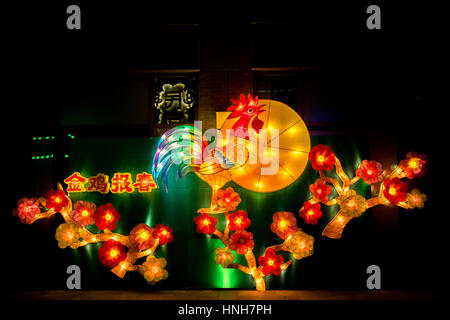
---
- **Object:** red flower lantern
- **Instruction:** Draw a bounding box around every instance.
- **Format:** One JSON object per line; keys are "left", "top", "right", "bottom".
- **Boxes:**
{"left": 14, "top": 198, "right": 41, "bottom": 223}
{"left": 94, "top": 203, "right": 120, "bottom": 231}
{"left": 399, "top": 152, "right": 429, "bottom": 179}
{"left": 383, "top": 178, "right": 408, "bottom": 205}
{"left": 98, "top": 239, "right": 127, "bottom": 268}
{"left": 258, "top": 248, "right": 284, "bottom": 276}
{"left": 229, "top": 230, "right": 255, "bottom": 255}
{"left": 309, "top": 179, "right": 332, "bottom": 202}
{"left": 129, "top": 223, "right": 156, "bottom": 250}
{"left": 70, "top": 200, "right": 96, "bottom": 227}
{"left": 152, "top": 224, "right": 174, "bottom": 245}
{"left": 228, "top": 210, "right": 251, "bottom": 231}
{"left": 45, "top": 190, "right": 69, "bottom": 212}
{"left": 309, "top": 145, "right": 335, "bottom": 171}
{"left": 194, "top": 213, "right": 217, "bottom": 235}
{"left": 356, "top": 160, "right": 383, "bottom": 184}
{"left": 270, "top": 211, "right": 298, "bottom": 239}
{"left": 299, "top": 202, "right": 323, "bottom": 225}
{"left": 218, "top": 187, "right": 241, "bottom": 211}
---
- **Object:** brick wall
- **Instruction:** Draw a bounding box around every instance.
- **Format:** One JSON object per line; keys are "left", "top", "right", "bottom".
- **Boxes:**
{"left": 198, "top": 24, "right": 253, "bottom": 130}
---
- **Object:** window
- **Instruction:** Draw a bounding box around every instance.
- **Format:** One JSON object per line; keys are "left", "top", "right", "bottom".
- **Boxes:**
{"left": 254, "top": 72, "right": 301, "bottom": 113}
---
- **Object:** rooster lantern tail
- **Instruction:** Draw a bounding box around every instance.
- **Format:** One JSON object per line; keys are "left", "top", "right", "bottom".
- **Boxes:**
{"left": 152, "top": 125, "right": 206, "bottom": 192}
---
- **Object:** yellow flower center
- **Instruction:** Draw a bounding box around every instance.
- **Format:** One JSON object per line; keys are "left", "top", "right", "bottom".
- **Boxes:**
{"left": 109, "top": 249, "right": 118, "bottom": 258}
{"left": 317, "top": 155, "right": 325, "bottom": 164}
{"left": 279, "top": 220, "right": 287, "bottom": 229}
{"left": 64, "top": 230, "right": 74, "bottom": 241}
{"left": 139, "top": 230, "right": 149, "bottom": 240}
{"left": 81, "top": 210, "right": 89, "bottom": 217}
{"left": 367, "top": 169, "right": 373, "bottom": 175}
{"left": 388, "top": 187, "right": 397, "bottom": 196}
{"left": 317, "top": 188, "right": 322, "bottom": 194}
{"left": 346, "top": 199, "right": 356, "bottom": 209}
{"left": 203, "top": 219, "right": 210, "bottom": 226}
{"left": 307, "top": 210, "right": 314, "bottom": 216}
{"left": 151, "top": 266, "right": 160, "bottom": 274}
{"left": 267, "top": 259, "right": 274, "bottom": 266}
{"left": 105, "top": 213, "right": 112, "bottom": 221}
{"left": 235, "top": 218, "right": 242, "bottom": 225}
{"left": 225, "top": 197, "right": 231, "bottom": 203}
{"left": 408, "top": 159, "right": 419, "bottom": 169}
{"left": 54, "top": 197, "right": 61, "bottom": 203}
{"left": 297, "top": 240, "right": 306, "bottom": 250}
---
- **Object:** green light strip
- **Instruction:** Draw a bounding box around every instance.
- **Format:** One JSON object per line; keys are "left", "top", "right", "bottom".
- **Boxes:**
{"left": 31, "top": 154, "right": 57, "bottom": 160}
{"left": 33, "top": 136, "right": 56, "bottom": 141}
{"left": 32, "top": 135, "right": 75, "bottom": 141}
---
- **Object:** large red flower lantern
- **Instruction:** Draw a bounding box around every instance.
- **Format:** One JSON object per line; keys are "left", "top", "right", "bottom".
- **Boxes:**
{"left": 45, "top": 190, "right": 69, "bottom": 212}
{"left": 98, "top": 239, "right": 127, "bottom": 268}
{"left": 383, "top": 178, "right": 408, "bottom": 205}
{"left": 94, "top": 203, "right": 120, "bottom": 231}
{"left": 194, "top": 213, "right": 217, "bottom": 235}
{"left": 228, "top": 210, "right": 251, "bottom": 231}
{"left": 229, "top": 230, "right": 255, "bottom": 255}
{"left": 258, "top": 249, "right": 284, "bottom": 276}
{"left": 299, "top": 202, "right": 323, "bottom": 225}
{"left": 152, "top": 224, "right": 174, "bottom": 245}
{"left": 309, "top": 144, "right": 336, "bottom": 171}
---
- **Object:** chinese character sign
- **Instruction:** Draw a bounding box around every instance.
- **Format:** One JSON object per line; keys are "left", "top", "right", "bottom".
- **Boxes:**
{"left": 64, "top": 172, "right": 157, "bottom": 194}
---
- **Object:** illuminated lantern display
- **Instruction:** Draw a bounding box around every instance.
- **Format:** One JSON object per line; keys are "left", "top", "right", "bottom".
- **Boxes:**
{"left": 152, "top": 94, "right": 310, "bottom": 213}
{"left": 152, "top": 224, "right": 174, "bottom": 245}
{"left": 310, "top": 178, "right": 333, "bottom": 203}
{"left": 298, "top": 202, "right": 323, "bottom": 225}
{"left": 13, "top": 91, "right": 430, "bottom": 291}
{"left": 406, "top": 189, "right": 427, "bottom": 209}
{"left": 70, "top": 200, "right": 96, "bottom": 227}
{"left": 152, "top": 94, "right": 429, "bottom": 290}
{"left": 300, "top": 145, "right": 429, "bottom": 239}
{"left": 218, "top": 96, "right": 311, "bottom": 193}
{"left": 228, "top": 210, "right": 251, "bottom": 231}
{"left": 399, "top": 152, "right": 429, "bottom": 179}
{"left": 194, "top": 213, "right": 217, "bottom": 235}
{"left": 270, "top": 211, "right": 298, "bottom": 239}
{"left": 190, "top": 186, "right": 313, "bottom": 291}
{"left": 129, "top": 223, "right": 156, "bottom": 251}
{"left": 13, "top": 198, "right": 41, "bottom": 224}
{"left": 258, "top": 248, "right": 284, "bottom": 276}
{"left": 12, "top": 183, "right": 174, "bottom": 285}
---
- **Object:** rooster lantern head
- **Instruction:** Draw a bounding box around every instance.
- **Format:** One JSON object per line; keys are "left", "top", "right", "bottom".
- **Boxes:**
{"left": 226, "top": 94, "right": 265, "bottom": 139}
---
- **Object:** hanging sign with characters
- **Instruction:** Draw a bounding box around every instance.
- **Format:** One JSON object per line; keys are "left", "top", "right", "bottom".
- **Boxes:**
{"left": 64, "top": 171, "right": 158, "bottom": 194}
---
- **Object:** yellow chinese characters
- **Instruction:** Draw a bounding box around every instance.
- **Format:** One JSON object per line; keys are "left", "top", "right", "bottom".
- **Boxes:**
{"left": 64, "top": 171, "right": 157, "bottom": 194}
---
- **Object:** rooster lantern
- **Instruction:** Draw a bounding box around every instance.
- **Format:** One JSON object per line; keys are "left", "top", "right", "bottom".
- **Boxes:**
{"left": 152, "top": 94, "right": 311, "bottom": 213}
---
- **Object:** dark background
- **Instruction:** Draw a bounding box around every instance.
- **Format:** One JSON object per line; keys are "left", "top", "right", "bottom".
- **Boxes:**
{"left": 6, "top": 1, "right": 443, "bottom": 295}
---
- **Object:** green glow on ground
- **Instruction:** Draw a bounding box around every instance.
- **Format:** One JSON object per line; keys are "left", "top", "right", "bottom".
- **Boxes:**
{"left": 207, "top": 239, "right": 242, "bottom": 289}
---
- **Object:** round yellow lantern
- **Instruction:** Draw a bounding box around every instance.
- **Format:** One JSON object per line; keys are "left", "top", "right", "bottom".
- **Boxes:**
{"left": 218, "top": 98, "right": 310, "bottom": 192}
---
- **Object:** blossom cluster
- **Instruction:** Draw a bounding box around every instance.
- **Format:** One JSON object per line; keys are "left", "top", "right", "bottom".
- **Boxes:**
{"left": 13, "top": 186, "right": 173, "bottom": 286}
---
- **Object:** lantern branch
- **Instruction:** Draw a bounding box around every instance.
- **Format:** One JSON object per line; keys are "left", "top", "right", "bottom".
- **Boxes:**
{"left": 13, "top": 183, "right": 173, "bottom": 285}
{"left": 280, "top": 260, "right": 293, "bottom": 270}
{"left": 211, "top": 211, "right": 266, "bottom": 291}
{"left": 197, "top": 197, "right": 315, "bottom": 291}
{"left": 226, "top": 263, "right": 250, "bottom": 274}
{"left": 306, "top": 146, "right": 429, "bottom": 239}
{"left": 319, "top": 171, "right": 344, "bottom": 195}
{"left": 265, "top": 244, "right": 286, "bottom": 254}
{"left": 213, "top": 229, "right": 228, "bottom": 245}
